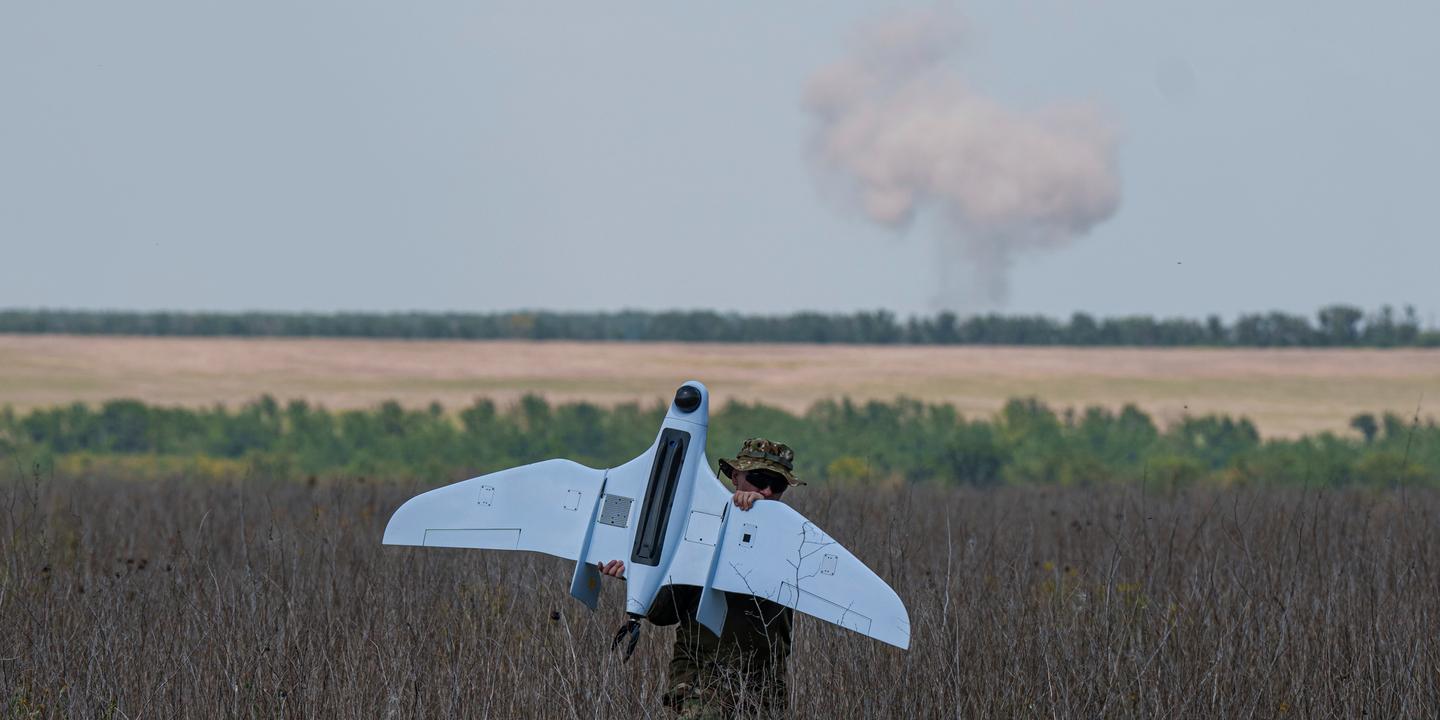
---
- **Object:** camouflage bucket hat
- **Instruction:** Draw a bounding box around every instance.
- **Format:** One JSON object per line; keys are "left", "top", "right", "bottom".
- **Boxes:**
{"left": 718, "top": 437, "right": 804, "bottom": 486}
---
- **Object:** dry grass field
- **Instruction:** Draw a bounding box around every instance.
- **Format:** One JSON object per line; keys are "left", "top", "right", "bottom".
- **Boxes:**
{"left": 3, "top": 335, "right": 1439, "bottom": 438}
{"left": 3, "top": 473, "right": 1437, "bottom": 718}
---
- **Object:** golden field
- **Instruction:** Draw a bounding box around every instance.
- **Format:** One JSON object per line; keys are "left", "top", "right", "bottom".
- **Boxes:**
{"left": 2, "top": 335, "right": 1438, "bottom": 437}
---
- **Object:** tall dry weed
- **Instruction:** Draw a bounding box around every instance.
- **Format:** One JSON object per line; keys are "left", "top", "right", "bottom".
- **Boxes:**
{"left": 2, "top": 472, "right": 1437, "bottom": 718}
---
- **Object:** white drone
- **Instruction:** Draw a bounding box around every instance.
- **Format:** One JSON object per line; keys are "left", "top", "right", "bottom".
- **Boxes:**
{"left": 383, "top": 381, "right": 910, "bottom": 655}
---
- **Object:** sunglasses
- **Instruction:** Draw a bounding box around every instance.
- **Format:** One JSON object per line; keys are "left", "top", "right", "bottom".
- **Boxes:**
{"left": 741, "top": 469, "right": 789, "bottom": 496}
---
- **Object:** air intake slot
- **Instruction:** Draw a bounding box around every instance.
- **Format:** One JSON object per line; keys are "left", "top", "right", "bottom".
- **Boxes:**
{"left": 631, "top": 428, "right": 690, "bottom": 566}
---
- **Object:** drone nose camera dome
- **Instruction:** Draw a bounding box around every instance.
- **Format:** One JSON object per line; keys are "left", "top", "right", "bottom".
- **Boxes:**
{"left": 674, "top": 385, "right": 702, "bottom": 413}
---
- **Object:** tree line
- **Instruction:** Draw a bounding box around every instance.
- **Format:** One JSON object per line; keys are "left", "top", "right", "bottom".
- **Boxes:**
{"left": 1, "top": 305, "right": 1437, "bottom": 346}
{"left": 3, "top": 396, "right": 1433, "bottom": 487}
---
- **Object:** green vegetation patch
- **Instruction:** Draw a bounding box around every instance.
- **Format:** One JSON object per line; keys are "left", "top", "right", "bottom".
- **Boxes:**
{"left": 3, "top": 304, "right": 1439, "bottom": 346}
{"left": 1, "top": 395, "right": 1434, "bottom": 487}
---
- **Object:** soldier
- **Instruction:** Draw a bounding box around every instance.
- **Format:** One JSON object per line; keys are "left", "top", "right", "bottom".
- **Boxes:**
{"left": 598, "top": 437, "right": 803, "bottom": 719}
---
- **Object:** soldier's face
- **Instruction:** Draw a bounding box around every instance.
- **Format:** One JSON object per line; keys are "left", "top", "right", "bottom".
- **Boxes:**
{"left": 733, "top": 471, "right": 782, "bottom": 499}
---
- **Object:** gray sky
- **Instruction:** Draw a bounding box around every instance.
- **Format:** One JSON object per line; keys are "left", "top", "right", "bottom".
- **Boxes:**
{"left": 2, "top": 1, "right": 1436, "bottom": 321}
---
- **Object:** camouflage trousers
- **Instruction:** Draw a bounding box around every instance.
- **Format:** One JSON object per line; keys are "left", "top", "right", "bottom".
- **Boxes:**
{"left": 663, "top": 624, "right": 788, "bottom": 720}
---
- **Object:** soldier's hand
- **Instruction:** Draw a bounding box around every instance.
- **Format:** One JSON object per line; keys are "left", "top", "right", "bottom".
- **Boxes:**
{"left": 732, "top": 490, "right": 764, "bottom": 511}
{"left": 598, "top": 559, "right": 626, "bottom": 578}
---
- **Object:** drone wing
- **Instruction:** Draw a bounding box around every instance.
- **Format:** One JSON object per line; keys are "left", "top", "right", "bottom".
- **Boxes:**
{"left": 382, "top": 459, "right": 606, "bottom": 561}
{"left": 381, "top": 451, "right": 912, "bottom": 650}
{"left": 706, "top": 501, "right": 911, "bottom": 650}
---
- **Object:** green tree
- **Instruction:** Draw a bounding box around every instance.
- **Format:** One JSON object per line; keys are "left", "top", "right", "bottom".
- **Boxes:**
{"left": 1349, "top": 413, "right": 1379, "bottom": 444}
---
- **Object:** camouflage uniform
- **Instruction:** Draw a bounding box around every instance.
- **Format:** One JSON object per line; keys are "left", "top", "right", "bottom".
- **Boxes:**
{"left": 649, "top": 586, "right": 793, "bottom": 719}
{"left": 649, "top": 438, "right": 802, "bottom": 720}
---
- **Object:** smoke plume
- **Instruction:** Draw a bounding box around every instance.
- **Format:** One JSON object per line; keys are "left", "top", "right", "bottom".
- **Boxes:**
{"left": 806, "top": 9, "right": 1121, "bottom": 309}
